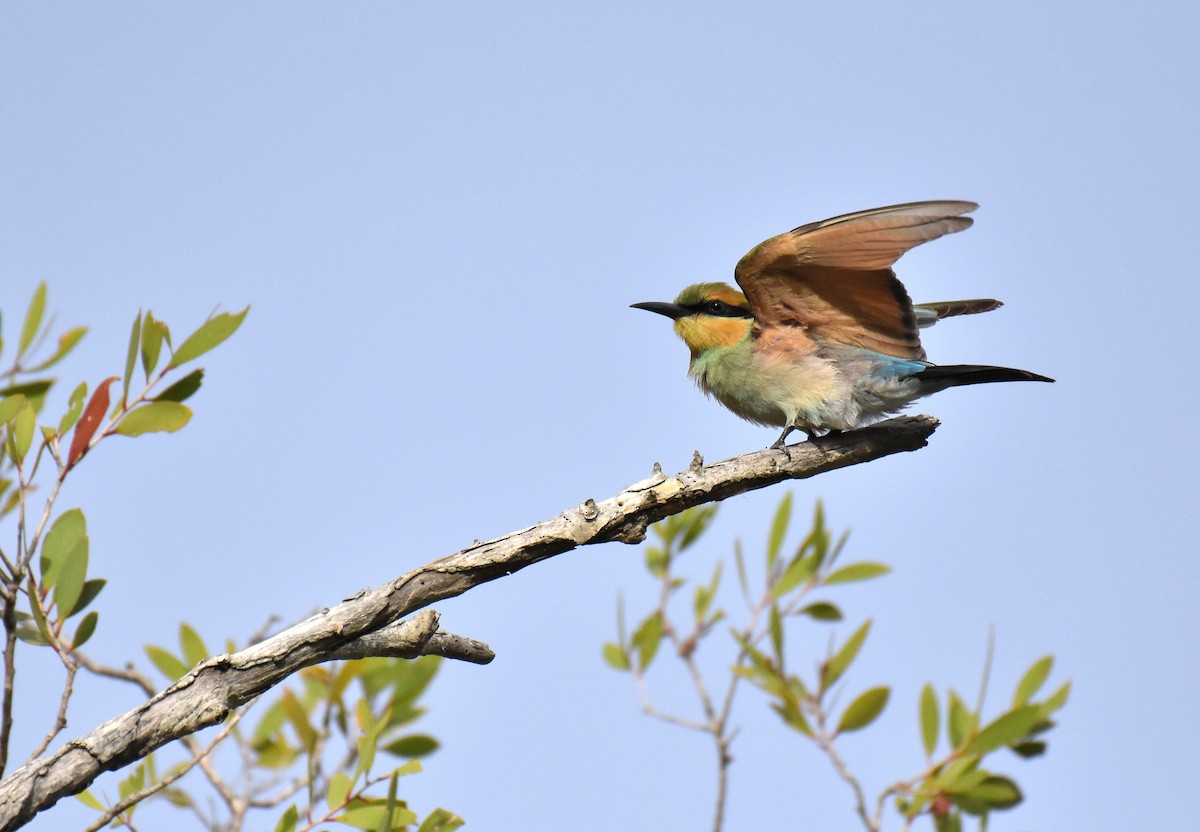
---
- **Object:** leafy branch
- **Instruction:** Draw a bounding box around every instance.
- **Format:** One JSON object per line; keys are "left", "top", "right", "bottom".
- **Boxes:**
{"left": 0, "top": 287, "right": 476, "bottom": 830}
{"left": 607, "top": 497, "right": 1069, "bottom": 832}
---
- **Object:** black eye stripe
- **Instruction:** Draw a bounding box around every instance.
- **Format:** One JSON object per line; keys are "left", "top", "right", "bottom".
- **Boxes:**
{"left": 682, "top": 300, "right": 754, "bottom": 319}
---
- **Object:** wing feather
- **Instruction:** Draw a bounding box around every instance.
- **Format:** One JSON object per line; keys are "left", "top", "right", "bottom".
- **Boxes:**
{"left": 735, "top": 201, "right": 978, "bottom": 360}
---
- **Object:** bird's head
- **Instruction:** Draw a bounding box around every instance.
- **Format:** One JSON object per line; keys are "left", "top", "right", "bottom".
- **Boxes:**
{"left": 632, "top": 282, "right": 754, "bottom": 356}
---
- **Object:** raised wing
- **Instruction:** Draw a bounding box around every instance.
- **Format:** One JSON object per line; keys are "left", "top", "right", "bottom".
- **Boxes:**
{"left": 734, "top": 201, "right": 978, "bottom": 359}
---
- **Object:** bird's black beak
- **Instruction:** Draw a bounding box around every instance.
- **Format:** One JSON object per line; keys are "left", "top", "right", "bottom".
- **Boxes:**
{"left": 631, "top": 301, "right": 690, "bottom": 320}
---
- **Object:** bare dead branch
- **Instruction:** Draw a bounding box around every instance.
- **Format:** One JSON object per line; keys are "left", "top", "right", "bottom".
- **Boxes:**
{"left": 0, "top": 415, "right": 937, "bottom": 830}
{"left": 321, "top": 610, "right": 493, "bottom": 665}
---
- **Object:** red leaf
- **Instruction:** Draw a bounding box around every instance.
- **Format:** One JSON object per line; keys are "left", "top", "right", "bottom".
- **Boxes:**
{"left": 68, "top": 377, "right": 118, "bottom": 469}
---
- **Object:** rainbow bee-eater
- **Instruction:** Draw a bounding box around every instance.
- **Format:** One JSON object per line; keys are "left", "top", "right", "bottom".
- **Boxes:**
{"left": 632, "top": 201, "right": 1053, "bottom": 447}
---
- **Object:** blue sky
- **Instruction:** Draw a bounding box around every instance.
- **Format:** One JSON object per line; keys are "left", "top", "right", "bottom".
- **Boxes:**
{"left": 3, "top": 3, "right": 1198, "bottom": 830}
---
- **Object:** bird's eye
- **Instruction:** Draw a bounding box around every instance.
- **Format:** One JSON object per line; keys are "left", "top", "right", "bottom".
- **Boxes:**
{"left": 706, "top": 301, "right": 727, "bottom": 314}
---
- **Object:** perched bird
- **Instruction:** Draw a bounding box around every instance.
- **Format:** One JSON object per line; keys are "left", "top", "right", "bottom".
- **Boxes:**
{"left": 632, "top": 201, "right": 1053, "bottom": 447}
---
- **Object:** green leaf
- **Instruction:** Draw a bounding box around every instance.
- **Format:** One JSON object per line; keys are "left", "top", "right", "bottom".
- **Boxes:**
{"left": 67, "top": 578, "right": 106, "bottom": 617}
{"left": 27, "top": 326, "right": 87, "bottom": 373}
{"left": 140, "top": 311, "right": 166, "bottom": 378}
{"left": 631, "top": 612, "right": 664, "bottom": 670}
{"left": 356, "top": 703, "right": 384, "bottom": 779}
{"left": 76, "top": 790, "right": 106, "bottom": 812}
{"left": 838, "top": 686, "right": 890, "bottom": 733}
{"left": 963, "top": 775, "right": 1023, "bottom": 810}
{"left": 964, "top": 705, "right": 1042, "bottom": 756}
{"left": 167, "top": 306, "right": 249, "bottom": 369}
{"left": 117, "top": 762, "right": 146, "bottom": 801}
{"left": 771, "top": 700, "right": 813, "bottom": 736}
{"left": 644, "top": 545, "right": 667, "bottom": 578}
{"left": 179, "top": 622, "right": 209, "bottom": 666}
{"left": 678, "top": 506, "right": 716, "bottom": 551}
{"left": 383, "top": 655, "right": 440, "bottom": 715}
{"left": 1040, "top": 681, "right": 1071, "bottom": 716}
{"left": 943, "top": 766, "right": 989, "bottom": 795}
{"left": 255, "top": 737, "right": 299, "bottom": 770}
{"left": 9, "top": 398, "right": 35, "bottom": 464}
{"left": 733, "top": 539, "right": 750, "bottom": 603}
{"left": 0, "top": 395, "right": 26, "bottom": 424}
{"left": 161, "top": 788, "right": 193, "bottom": 808}
{"left": 797, "top": 500, "right": 831, "bottom": 570}
{"left": 329, "top": 661, "right": 363, "bottom": 701}
{"left": 0, "top": 380, "right": 52, "bottom": 402}
{"left": 327, "top": 772, "right": 353, "bottom": 810}
{"left": 394, "top": 758, "right": 423, "bottom": 776}
{"left": 41, "top": 508, "right": 86, "bottom": 587}
{"left": 380, "top": 772, "right": 401, "bottom": 832}
{"left": 57, "top": 382, "right": 87, "bottom": 435}
{"left": 72, "top": 611, "right": 99, "bottom": 649}
{"left": 933, "top": 754, "right": 981, "bottom": 791}
{"left": 15, "top": 625, "right": 48, "bottom": 646}
{"left": 947, "top": 689, "right": 974, "bottom": 749}
{"left": 123, "top": 312, "right": 142, "bottom": 406}
{"left": 766, "top": 491, "right": 792, "bottom": 571}
{"left": 253, "top": 701, "right": 288, "bottom": 743}
{"left": 26, "top": 577, "right": 52, "bottom": 644}
{"left": 53, "top": 534, "right": 89, "bottom": 620}
{"left": 693, "top": 584, "right": 713, "bottom": 624}
{"left": 693, "top": 560, "right": 722, "bottom": 623}
{"left": 824, "top": 561, "right": 891, "bottom": 585}
{"left": 796, "top": 601, "right": 842, "bottom": 621}
{"left": 279, "top": 688, "right": 317, "bottom": 752}
{"left": 339, "top": 803, "right": 418, "bottom": 831}
{"left": 273, "top": 804, "right": 298, "bottom": 832}
{"left": 1014, "top": 655, "right": 1053, "bottom": 706}
{"left": 115, "top": 401, "right": 192, "bottom": 436}
{"left": 772, "top": 551, "right": 819, "bottom": 599}
{"left": 731, "top": 636, "right": 786, "bottom": 698}
{"left": 383, "top": 734, "right": 439, "bottom": 758}
{"left": 1010, "top": 739, "right": 1047, "bottom": 758}
{"left": 417, "top": 808, "right": 466, "bottom": 832}
{"left": 18, "top": 283, "right": 46, "bottom": 358}
{"left": 920, "top": 683, "right": 939, "bottom": 757}
{"left": 156, "top": 368, "right": 204, "bottom": 403}
{"left": 768, "top": 604, "right": 784, "bottom": 662}
{"left": 145, "top": 645, "right": 189, "bottom": 681}
{"left": 823, "top": 619, "right": 871, "bottom": 689}
{"left": 602, "top": 642, "right": 630, "bottom": 672}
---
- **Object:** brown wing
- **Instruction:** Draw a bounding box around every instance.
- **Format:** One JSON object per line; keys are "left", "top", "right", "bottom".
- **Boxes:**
{"left": 734, "top": 201, "right": 978, "bottom": 359}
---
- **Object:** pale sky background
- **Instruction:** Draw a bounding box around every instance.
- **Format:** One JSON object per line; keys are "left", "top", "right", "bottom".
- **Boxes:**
{"left": 2, "top": 3, "right": 1198, "bottom": 831}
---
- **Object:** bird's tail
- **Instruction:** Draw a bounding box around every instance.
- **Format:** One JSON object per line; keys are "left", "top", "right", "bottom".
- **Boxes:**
{"left": 914, "top": 364, "right": 1055, "bottom": 386}
{"left": 913, "top": 298, "right": 1003, "bottom": 328}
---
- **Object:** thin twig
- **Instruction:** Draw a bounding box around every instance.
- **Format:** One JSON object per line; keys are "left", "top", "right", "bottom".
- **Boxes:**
{"left": 74, "top": 652, "right": 156, "bottom": 695}
{"left": 0, "top": 467, "right": 31, "bottom": 778}
{"left": 811, "top": 713, "right": 876, "bottom": 832}
{"left": 25, "top": 659, "right": 77, "bottom": 762}
{"left": 630, "top": 670, "right": 710, "bottom": 732}
{"left": 708, "top": 583, "right": 775, "bottom": 832}
{"left": 0, "top": 593, "right": 17, "bottom": 778}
